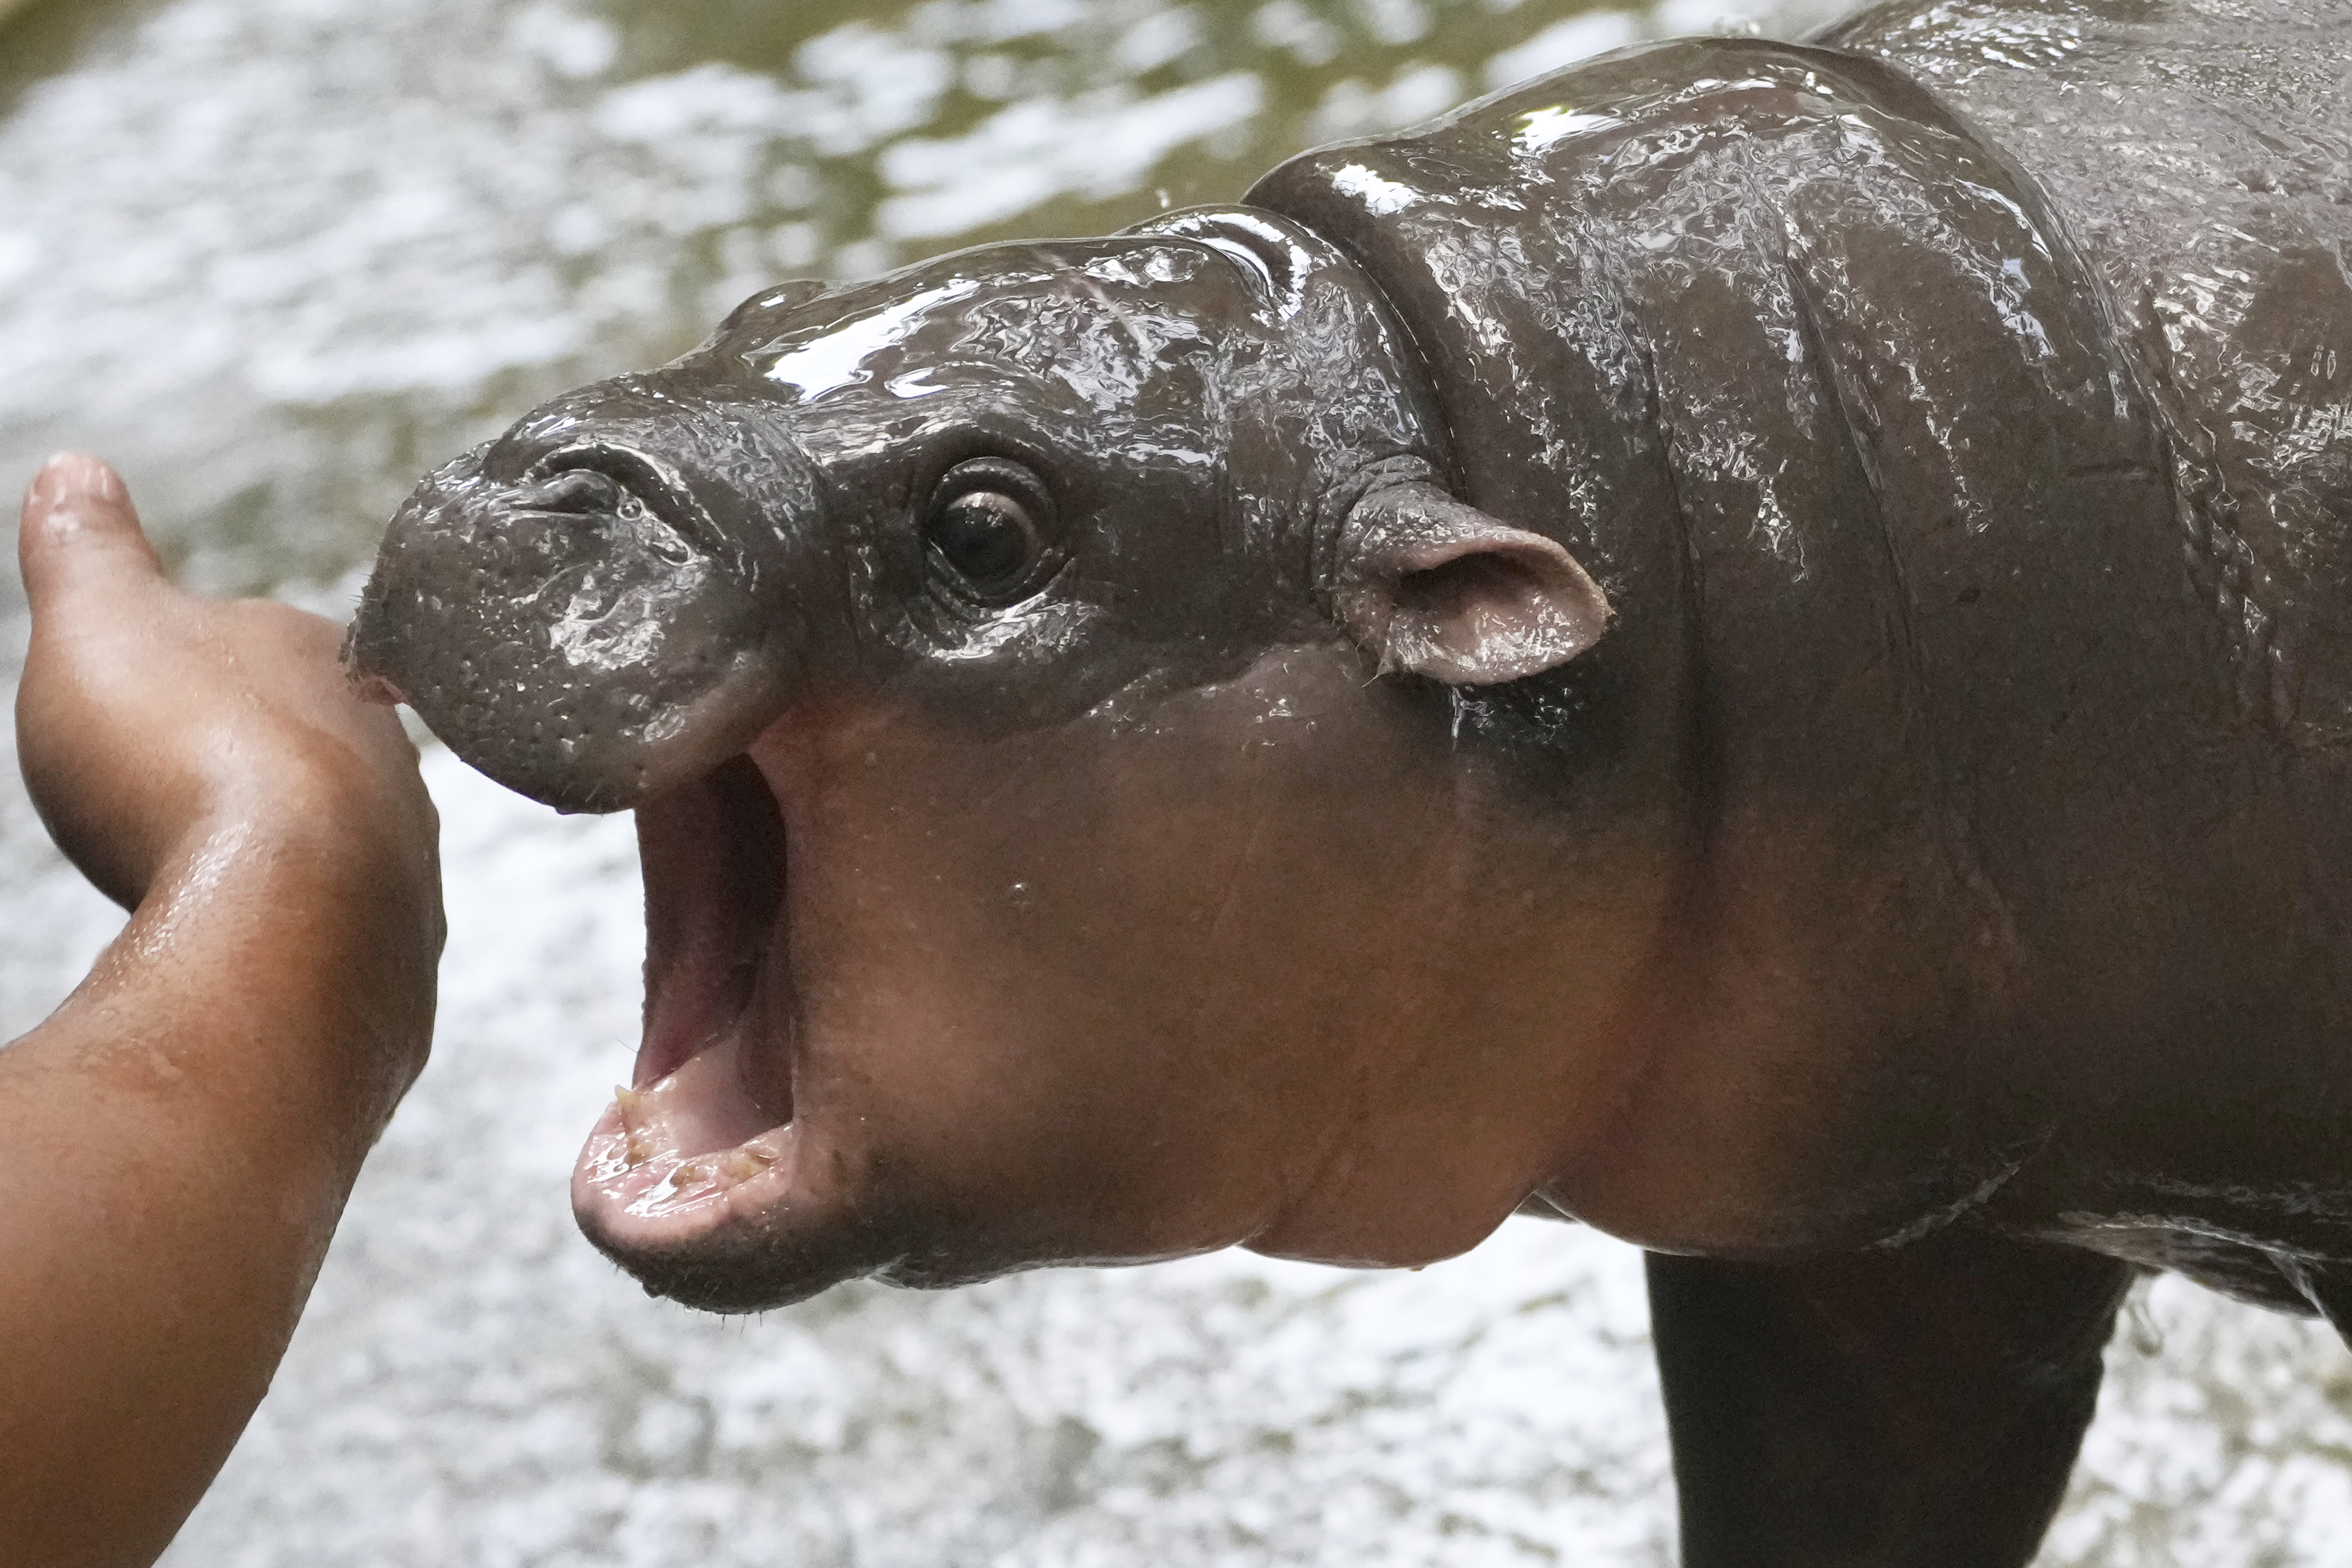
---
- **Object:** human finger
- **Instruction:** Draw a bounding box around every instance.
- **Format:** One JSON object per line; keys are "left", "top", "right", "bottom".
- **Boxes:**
{"left": 18, "top": 453, "right": 167, "bottom": 615}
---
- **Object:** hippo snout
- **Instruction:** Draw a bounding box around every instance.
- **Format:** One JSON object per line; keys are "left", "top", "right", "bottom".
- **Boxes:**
{"left": 346, "top": 389, "right": 818, "bottom": 814}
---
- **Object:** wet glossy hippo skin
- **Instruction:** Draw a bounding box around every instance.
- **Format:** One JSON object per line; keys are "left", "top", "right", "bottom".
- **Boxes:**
{"left": 349, "top": 0, "right": 2351, "bottom": 1561}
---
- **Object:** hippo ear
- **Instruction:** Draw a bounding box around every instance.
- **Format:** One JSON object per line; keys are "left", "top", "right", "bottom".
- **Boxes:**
{"left": 1333, "top": 481, "right": 1611, "bottom": 684}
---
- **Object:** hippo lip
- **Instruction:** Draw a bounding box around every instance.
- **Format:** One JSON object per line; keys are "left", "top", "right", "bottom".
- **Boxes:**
{"left": 569, "top": 753, "right": 809, "bottom": 1272}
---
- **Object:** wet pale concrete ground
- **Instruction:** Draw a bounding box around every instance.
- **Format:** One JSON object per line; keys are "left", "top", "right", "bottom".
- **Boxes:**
{"left": 2, "top": 0, "right": 2348, "bottom": 1561}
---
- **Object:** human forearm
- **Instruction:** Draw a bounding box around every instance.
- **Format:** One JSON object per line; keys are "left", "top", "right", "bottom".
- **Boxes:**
{"left": 0, "top": 803, "right": 436, "bottom": 1566}
{"left": 1, "top": 455, "right": 444, "bottom": 1567}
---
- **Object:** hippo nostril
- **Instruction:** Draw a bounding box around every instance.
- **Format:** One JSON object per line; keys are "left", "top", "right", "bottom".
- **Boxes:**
{"left": 516, "top": 468, "right": 629, "bottom": 515}
{"left": 526, "top": 442, "right": 720, "bottom": 555}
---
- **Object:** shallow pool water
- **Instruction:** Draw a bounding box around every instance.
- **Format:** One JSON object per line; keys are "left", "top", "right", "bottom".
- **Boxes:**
{"left": 2, "top": 0, "right": 2349, "bottom": 1561}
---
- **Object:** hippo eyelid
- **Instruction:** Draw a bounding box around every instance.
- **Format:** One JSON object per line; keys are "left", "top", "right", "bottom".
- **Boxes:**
{"left": 930, "top": 455, "right": 1055, "bottom": 509}
{"left": 920, "top": 456, "right": 1067, "bottom": 613}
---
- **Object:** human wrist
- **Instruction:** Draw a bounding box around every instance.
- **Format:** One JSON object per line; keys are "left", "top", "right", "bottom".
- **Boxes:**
{"left": 118, "top": 765, "right": 444, "bottom": 1129}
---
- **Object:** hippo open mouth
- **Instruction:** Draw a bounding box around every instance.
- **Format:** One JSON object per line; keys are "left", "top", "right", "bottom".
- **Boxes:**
{"left": 569, "top": 753, "right": 809, "bottom": 1262}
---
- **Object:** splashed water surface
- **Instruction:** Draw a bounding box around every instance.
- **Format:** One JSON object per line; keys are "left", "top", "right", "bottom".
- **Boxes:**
{"left": 1, "top": 0, "right": 2348, "bottom": 1561}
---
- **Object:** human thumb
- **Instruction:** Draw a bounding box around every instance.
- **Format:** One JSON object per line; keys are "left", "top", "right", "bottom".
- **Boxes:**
{"left": 19, "top": 453, "right": 166, "bottom": 615}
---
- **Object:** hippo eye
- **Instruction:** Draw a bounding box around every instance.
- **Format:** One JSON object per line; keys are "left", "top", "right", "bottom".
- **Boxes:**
{"left": 923, "top": 458, "right": 1061, "bottom": 605}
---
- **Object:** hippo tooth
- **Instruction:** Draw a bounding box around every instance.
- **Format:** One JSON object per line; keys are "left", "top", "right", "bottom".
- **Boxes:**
{"left": 722, "top": 1147, "right": 771, "bottom": 1182}
{"left": 613, "top": 1085, "right": 655, "bottom": 1167}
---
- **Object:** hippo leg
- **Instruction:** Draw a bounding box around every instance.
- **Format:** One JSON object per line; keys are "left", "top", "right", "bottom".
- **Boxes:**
{"left": 1646, "top": 1233, "right": 2132, "bottom": 1567}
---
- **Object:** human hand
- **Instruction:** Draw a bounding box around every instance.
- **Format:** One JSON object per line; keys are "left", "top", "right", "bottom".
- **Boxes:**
{"left": 16, "top": 453, "right": 439, "bottom": 927}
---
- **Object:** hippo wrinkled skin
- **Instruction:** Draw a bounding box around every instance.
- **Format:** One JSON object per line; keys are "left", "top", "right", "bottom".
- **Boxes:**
{"left": 349, "top": 0, "right": 2352, "bottom": 1559}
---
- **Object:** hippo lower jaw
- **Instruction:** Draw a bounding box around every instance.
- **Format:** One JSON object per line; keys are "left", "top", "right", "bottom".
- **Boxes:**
{"left": 568, "top": 755, "right": 814, "bottom": 1290}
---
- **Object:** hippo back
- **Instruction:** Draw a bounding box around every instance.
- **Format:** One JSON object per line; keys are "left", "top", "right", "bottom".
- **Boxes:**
{"left": 1824, "top": 0, "right": 2352, "bottom": 744}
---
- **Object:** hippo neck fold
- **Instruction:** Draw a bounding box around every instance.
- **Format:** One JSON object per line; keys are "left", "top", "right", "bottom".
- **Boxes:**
{"left": 1117, "top": 204, "right": 1462, "bottom": 612}
{"left": 1247, "top": 31, "right": 2199, "bottom": 882}
{"left": 1249, "top": 36, "right": 2230, "bottom": 1230}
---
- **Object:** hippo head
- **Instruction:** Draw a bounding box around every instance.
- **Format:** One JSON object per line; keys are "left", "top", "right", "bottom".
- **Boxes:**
{"left": 350, "top": 208, "right": 1615, "bottom": 1310}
